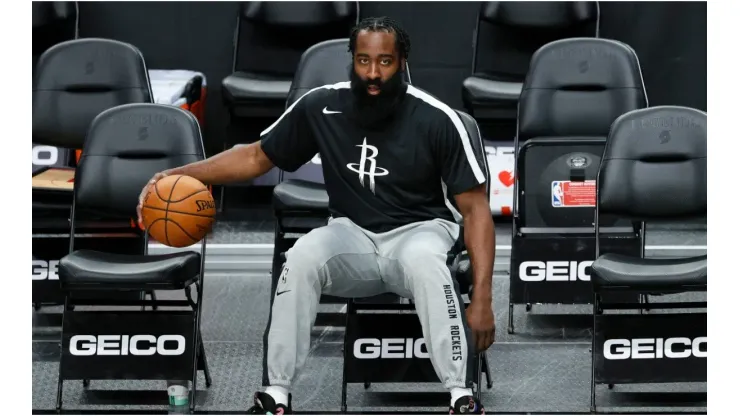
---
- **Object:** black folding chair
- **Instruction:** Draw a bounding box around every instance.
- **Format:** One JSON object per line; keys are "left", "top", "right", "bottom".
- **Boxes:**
{"left": 55, "top": 103, "right": 212, "bottom": 412}
{"left": 463, "top": 1, "right": 599, "bottom": 140}
{"left": 590, "top": 106, "right": 707, "bottom": 412}
{"left": 32, "top": 38, "right": 154, "bottom": 310}
{"left": 507, "top": 37, "right": 649, "bottom": 333}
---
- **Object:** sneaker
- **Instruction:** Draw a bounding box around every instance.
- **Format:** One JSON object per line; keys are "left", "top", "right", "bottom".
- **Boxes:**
{"left": 450, "top": 395, "right": 485, "bottom": 414}
{"left": 248, "top": 391, "right": 292, "bottom": 415}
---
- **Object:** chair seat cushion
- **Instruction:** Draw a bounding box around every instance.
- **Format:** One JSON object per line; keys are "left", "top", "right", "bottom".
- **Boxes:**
{"left": 462, "top": 75, "right": 523, "bottom": 106}
{"left": 273, "top": 179, "right": 329, "bottom": 211}
{"left": 59, "top": 250, "right": 201, "bottom": 290}
{"left": 222, "top": 71, "right": 292, "bottom": 106}
{"left": 591, "top": 253, "right": 707, "bottom": 291}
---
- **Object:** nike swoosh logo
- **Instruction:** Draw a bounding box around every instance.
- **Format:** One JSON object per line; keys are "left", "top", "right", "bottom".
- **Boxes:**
{"left": 276, "top": 290, "right": 291, "bottom": 296}
{"left": 323, "top": 107, "right": 341, "bottom": 114}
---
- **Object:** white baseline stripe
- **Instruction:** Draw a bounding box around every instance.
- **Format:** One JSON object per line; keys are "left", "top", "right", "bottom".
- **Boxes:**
{"left": 148, "top": 243, "right": 707, "bottom": 251}
{"left": 406, "top": 85, "right": 486, "bottom": 184}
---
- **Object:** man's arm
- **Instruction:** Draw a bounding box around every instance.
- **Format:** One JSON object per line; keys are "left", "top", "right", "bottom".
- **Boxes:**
{"left": 454, "top": 185, "right": 495, "bottom": 303}
{"left": 161, "top": 142, "right": 275, "bottom": 186}
{"left": 163, "top": 89, "right": 320, "bottom": 185}
{"left": 137, "top": 91, "right": 320, "bottom": 225}
{"left": 433, "top": 110, "right": 496, "bottom": 351}
{"left": 454, "top": 186, "right": 496, "bottom": 351}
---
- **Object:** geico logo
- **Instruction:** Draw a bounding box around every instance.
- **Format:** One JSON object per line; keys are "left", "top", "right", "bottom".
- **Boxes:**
{"left": 69, "top": 335, "right": 186, "bottom": 356}
{"left": 353, "top": 338, "right": 429, "bottom": 359}
{"left": 604, "top": 337, "right": 707, "bottom": 360}
{"left": 32, "top": 145, "right": 59, "bottom": 166}
{"left": 519, "top": 261, "right": 593, "bottom": 282}
{"left": 32, "top": 260, "right": 59, "bottom": 281}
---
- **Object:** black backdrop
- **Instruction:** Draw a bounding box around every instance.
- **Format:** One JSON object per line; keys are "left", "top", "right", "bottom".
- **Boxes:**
{"left": 68, "top": 1, "right": 706, "bottom": 156}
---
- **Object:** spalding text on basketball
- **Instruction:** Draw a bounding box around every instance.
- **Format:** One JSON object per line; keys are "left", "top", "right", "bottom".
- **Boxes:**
{"left": 195, "top": 200, "right": 215, "bottom": 212}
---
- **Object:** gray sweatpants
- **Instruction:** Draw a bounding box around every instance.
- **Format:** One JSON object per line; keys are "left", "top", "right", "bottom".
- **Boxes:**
{"left": 264, "top": 216, "right": 476, "bottom": 390}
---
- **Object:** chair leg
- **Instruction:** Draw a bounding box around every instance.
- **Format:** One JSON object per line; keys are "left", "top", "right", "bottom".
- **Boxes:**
{"left": 341, "top": 300, "right": 352, "bottom": 413}
{"left": 641, "top": 293, "right": 651, "bottom": 314}
{"left": 149, "top": 291, "right": 158, "bottom": 310}
{"left": 590, "top": 294, "right": 599, "bottom": 413}
{"left": 189, "top": 282, "right": 207, "bottom": 413}
{"left": 141, "top": 290, "right": 157, "bottom": 311}
{"left": 476, "top": 355, "right": 483, "bottom": 402}
{"left": 507, "top": 302, "right": 515, "bottom": 334}
{"left": 56, "top": 296, "right": 72, "bottom": 412}
{"left": 482, "top": 353, "right": 493, "bottom": 389}
{"left": 199, "top": 336, "right": 212, "bottom": 387}
{"left": 189, "top": 332, "right": 200, "bottom": 413}
{"left": 56, "top": 378, "right": 64, "bottom": 411}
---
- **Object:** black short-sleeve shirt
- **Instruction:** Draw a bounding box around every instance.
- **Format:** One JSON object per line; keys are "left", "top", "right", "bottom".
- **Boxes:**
{"left": 260, "top": 82, "right": 487, "bottom": 233}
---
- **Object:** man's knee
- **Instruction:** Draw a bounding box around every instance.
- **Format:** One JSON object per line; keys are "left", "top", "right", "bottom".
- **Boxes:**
{"left": 283, "top": 226, "right": 344, "bottom": 289}
{"left": 287, "top": 225, "right": 338, "bottom": 263}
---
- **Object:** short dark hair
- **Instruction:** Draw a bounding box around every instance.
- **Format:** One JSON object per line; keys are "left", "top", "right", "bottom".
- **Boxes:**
{"left": 348, "top": 16, "right": 410, "bottom": 60}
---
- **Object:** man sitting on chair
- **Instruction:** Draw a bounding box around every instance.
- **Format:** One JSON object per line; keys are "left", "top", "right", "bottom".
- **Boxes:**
{"left": 137, "top": 17, "right": 496, "bottom": 415}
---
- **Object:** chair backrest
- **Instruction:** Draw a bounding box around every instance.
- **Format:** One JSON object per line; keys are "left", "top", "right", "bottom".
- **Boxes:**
{"left": 598, "top": 106, "right": 707, "bottom": 221}
{"left": 74, "top": 104, "right": 206, "bottom": 220}
{"left": 286, "top": 39, "right": 352, "bottom": 107}
{"left": 515, "top": 38, "right": 648, "bottom": 229}
{"left": 518, "top": 38, "right": 648, "bottom": 143}
{"left": 473, "top": 1, "right": 598, "bottom": 82}
{"left": 32, "top": 38, "right": 152, "bottom": 150}
{"left": 233, "top": 1, "right": 358, "bottom": 76}
{"left": 286, "top": 38, "right": 412, "bottom": 107}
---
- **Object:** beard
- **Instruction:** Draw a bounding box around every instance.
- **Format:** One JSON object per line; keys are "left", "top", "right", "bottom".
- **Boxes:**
{"left": 348, "top": 66, "right": 407, "bottom": 131}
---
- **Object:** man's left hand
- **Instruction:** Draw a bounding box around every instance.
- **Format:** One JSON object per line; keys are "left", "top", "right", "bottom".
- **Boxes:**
{"left": 466, "top": 299, "right": 495, "bottom": 352}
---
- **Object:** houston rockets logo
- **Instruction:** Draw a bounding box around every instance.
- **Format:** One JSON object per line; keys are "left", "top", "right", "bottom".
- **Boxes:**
{"left": 346, "top": 138, "right": 389, "bottom": 194}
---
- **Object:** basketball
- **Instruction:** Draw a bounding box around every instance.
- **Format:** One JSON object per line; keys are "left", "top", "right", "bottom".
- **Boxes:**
{"left": 140, "top": 175, "right": 216, "bottom": 247}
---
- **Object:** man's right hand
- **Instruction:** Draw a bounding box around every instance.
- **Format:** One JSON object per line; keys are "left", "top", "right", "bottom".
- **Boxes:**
{"left": 137, "top": 171, "right": 169, "bottom": 228}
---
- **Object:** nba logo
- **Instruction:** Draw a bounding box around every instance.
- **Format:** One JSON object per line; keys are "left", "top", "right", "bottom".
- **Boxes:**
{"left": 552, "top": 181, "right": 564, "bottom": 207}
